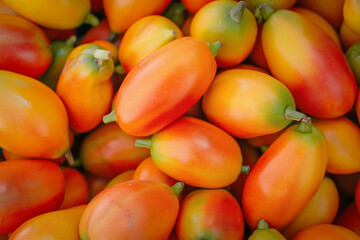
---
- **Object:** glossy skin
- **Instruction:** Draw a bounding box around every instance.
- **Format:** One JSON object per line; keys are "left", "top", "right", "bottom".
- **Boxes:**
{"left": 241, "top": 123, "right": 328, "bottom": 230}
{"left": 292, "top": 224, "right": 360, "bottom": 240}
{"left": 0, "top": 71, "right": 69, "bottom": 159}
{"left": 79, "top": 180, "right": 179, "bottom": 240}
{"left": 190, "top": 1, "right": 257, "bottom": 68}
{"left": 281, "top": 177, "right": 339, "bottom": 239}
{"left": 58, "top": 168, "right": 89, "bottom": 210}
{"left": 80, "top": 19, "right": 113, "bottom": 44}
{"left": 105, "top": 170, "right": 135, "bottom": 188}
{"left": 0, "top": 15, "right": 52, "bottom": 78}
{"left": 133, "top": 156, "right": 177, "bottom": 186}
{"left": 245, "top": 0, "right": 297, "bottom": 10}
{"left": 56, "top": 44, "right": 114, "bottom": 133}
{"left": 344, "top": 0, "right": 360, "bottom": 34}
{"left": 312, "top": 117, "right": 360, "bottom": 174}
{"left": 202, "top": 69, "right": 296, "bottom": 138}
{"left": 246, "top": 127, "right": 286, "bottom": 148}
{"left": 115, "top": 37, "right": 217, "bottom": 136}
{"left": 291, "top": 7, "right": 341, "bottom": 47}
{"left": 340, "top": 21, "right": 360, "bottom": 51}
{"left": 176, "top": 189, "right": 244, "bottom": 240}
{"left": 79, "top": 123, "right": 150, "bottom": 179}
{"left": 262, "top": 9, "right": 357, "bottom": 118}
{"left": 104, "top": 0, "right": 171, "bottom": 33}
{"left": 119, "top": 15, "right": 183, "bottom": 73}
{"left": 2, "top": 0, "right": 90, "bottom": 29}
{"left": 335, "top": 203, "right": 360, "bottom": 236}
{"left": 346, "top": 42, "right": 360, "bottom": 85}
{"left": 297, "top": 0, "right": 344, "bottom": 29}
{"left": 0, "top": 160, "right": 65, "bottom": 234}
{"left": 9, "top": 205, "right": 86, "bottom": 240}
{"left": 150, "top": 117, "right": 243, "bottom": 188}
{"left": 181, "top": 0, "right": 214, "bottom": 14}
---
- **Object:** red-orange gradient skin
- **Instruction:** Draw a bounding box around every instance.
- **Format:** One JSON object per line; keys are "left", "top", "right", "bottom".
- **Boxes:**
{"left": 79, "top": 122, "right": 150, "bottom": 179}
{"left": 0, "top": 14, "right": 52, "bottom": 78}
{"left": 115, "top": 37, "right": 217, "bottom": 136}
{"left": 133, "top": 156, "right": 177, "bottom": 186}
{"left": 56, "top": 44, "right": 114, "bottom": 133}
{"left": 175, "top": 189, "right": 244, "bottom": 240}
{"left": 335, "top": 203, "right": 360, "bottom": 236}
{"left": 241, "top": 124, "right": 328, "bottom": 230}
{"left": 0, "top": 71, "right": 70, "bottom": 159}
{"left": 0, "top": 160, "right": 65, "bottom": 234}
{"left": 103, "top": 0, "right": 171, "bottom": 33}
{"left": 79, "top": 180, "right": 179, "bottom": 240}
{"left": 181, "top": 0, "right": 214, "bottom": 14}
{"left": 151, "top": 117, "right": 242, "bottom": 188}
{"left": 80, "top": 19, "right": 113, "bottom": 44}
{"left": 292, "top": 224, "right": 360, "bottom": 240}
{"left": 58, "top": 168, "right": 89, "bottom": 210}
{"left": 262, "top": 9, "right": 357, "bottom": 118}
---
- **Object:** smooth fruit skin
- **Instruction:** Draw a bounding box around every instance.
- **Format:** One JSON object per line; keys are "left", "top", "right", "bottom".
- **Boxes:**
{"left": 115, "top": 37, "right": 217, "bottom": 137}
{"left": 312, "top": 117, "right": 360, "bottom": 174}
{"left": 292, "top": 224, "right": 360, "bottom": 240}
{"left": 2, "top": 0, "right": 91, "bottom": 29}
{"left": 79, "top": 122, "right": 150, "bottom": 179}
{"left": 133, "top": 156, "right": 177, "bottom": 186}
{"left": 103, "top": 0, "right": 171, "bottom": 33}
{"left": 347, "top": 42, "right": 360, "bottom": 85}
{"left": 175, "top": 189, "right": 244, "bottom": 240}
{"left": 281, "top": 177, "right": 339, "bottom": 239}
{"left": 181, "top": 0, "right": 214, "bottom": 14}
{"left": 58, "top": 168, "right": 89, "bottom": 210}
{"left": 119, "top": 15, "right": 183, "bottom": 73}
{"left": 335, "top": 203, "right": 360, "bottom": 236}
{"left": 105, "top": 170, "right": 135, "bottom": 188}
{"left": 344, "top": 0, "right": 360, "bottom": 35}
{"left": 0, "top": 160, "right": 65, "bottom": 234}
{"left": 202, "top": 69, "right": 296, "bottom": 138}
{"left": 0, "top": 15, "right": 52, "bottom": 78}
{"left": 150, "top": 117, "right": 243, "bottom": 188}
{"left": 80, "top": 19, "right": 112, "bottom": 44}
{"left": 79, "top": 180, "right": 179, "bottom": 240}
{"left": 190, "top": 1, "right": 257, "bottom": 68}
{"left": 262, "top": 9, "right": 357, "bottom": 118}
{"left": 241, "top": 123, "right": 328, "bottom": 230}
{"left": 245, "top": 0, "right": 297, "bottom": 11}
{"left": 0, "top": 70, "right": 69, "bottom": 159}
{"left": 56, "top": 44, "right": 114, "bottom": 133}
{"left": 340, "top": 21, "right": 360, "bottom": 51}
{"left": 9, "top": 205, "right": 86, "bottom": 240}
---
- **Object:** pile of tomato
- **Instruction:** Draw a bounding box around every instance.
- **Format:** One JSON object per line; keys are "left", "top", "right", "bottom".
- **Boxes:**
{"left": 1, "top": 0, "right": 360, "bottom": 239}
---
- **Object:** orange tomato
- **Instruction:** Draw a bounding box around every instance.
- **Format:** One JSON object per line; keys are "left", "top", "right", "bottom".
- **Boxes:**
{"left": 292, "top": 224, "right": 360, "bottom": 240}
{"left": 312, "top": 117, "right": 360, "bottom": 174}
{"left": 9, "top": 205, "right": 86, "bottom": 240}
{"left": 103, "top": 0, "right": 171, "bottom": 33}
{"left": 0, "top": 160, "right": 65, "bottom": 234}
{"left": 56, "top": 44, "right": 114, "bottom": 133}
{"left": 105, "top": 170, "right": 135, "bottom": 188}
{"left": 113, "top": 37, "right": 217, "bottom": 136}
{"left": 181, "top": 0, "right": 214, "bottom": 14}
{"left": 0, "top": 71, "right": 69, "bottom": 159}
{"left": 79, "top": 180, "right": 182, "bottom": 240}
{"left": 340, "top": 21, "right": 360, "bottom": 51}
{"left": 118, "top": 15, "right": 183, "bottom": 73}
{"left": 281, "top": 177, "right": 339, "bottom": 239}
{"left": 343, "top": 0, "right": 360, "bottom": 35}
{"left": 242, "top": 118, "right": 328, "bottom": 230}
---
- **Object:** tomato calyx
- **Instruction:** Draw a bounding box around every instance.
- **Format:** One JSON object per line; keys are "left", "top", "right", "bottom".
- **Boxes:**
{"left": 230, "top": 1, "right": 247, "bottom": 23}
{"left": 171, "top": 182, "right": 185, "bottom": 197}
{"left": 254, "top": 3, "right": 276, "bottom": 24}
{"left": 206, "top": 41, "right": 223, "bottom": 57}
{"left": 297, "top": 117, "right": 312, "bottom": 133}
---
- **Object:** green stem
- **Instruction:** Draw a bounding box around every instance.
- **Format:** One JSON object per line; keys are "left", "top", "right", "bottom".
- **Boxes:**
{"left": 254, "top": 7, "right": 263, "bottom": 24}
{"left": 297, "top": 117, "right": 312, "bottom": 133}
{"left": 64, "top": 150, "right": 75, "bottom": 166}
{"left": 103, "top": 110, "right": 117, "bottom": 124}
{"left": 257, "top": 219, "right": 269, "bottom": 230}
{"left": 114, "top": 64, "right": 126, "bottom": 74}
{"left": 260, "top": 145, "right": 268, "bottom": 153}
{"left": 107, "top": 32, "right": 117, "bottom": 42}
{"left": 241, "top": 165, "right": 250, "bottom": 174}
{"left": 259, "top": 3, "right": 275, "bottom": 22}
{"left": 65, "top": 35, "right": 77, "bottom": 47}
{"left": 83, "top": 13, "right": 99, "bottom": 27}
{"left": 206, "top": 41, "right": 223, "bottom": 57}
{"left": 230, "top": 1, "right": 247, "bottom": 23}
{"left": 135, "top": 138, "right": 152, "bottom": 149}
{"left": 284, "top": 106, "right": 307, "bottom": 121}
{"left": 94, "top": 49, "right": 111, "bottom": 60}
{"left": 171, "top": 182, "right": 185, "bottom": 197}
